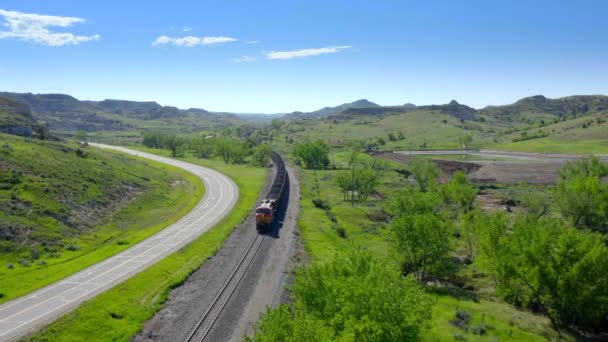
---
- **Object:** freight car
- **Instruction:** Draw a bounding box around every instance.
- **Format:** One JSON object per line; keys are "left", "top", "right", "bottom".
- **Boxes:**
{"left": 255, "top": 152, "right": 286, "bottom": 232}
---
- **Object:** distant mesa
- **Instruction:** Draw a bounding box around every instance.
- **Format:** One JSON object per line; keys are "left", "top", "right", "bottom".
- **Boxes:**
{"left": 0, "top": 97, "right": 40, "bottom": 137}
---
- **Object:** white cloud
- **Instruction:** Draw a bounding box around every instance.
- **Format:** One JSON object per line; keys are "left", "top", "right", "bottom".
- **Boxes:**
{"left": 245, "top": 40, "right": 260, "bottom": 44}
{"left": 266, "top": 45, "right": 351, "bottom": 60}
{"left": 0, "top": 9, "right": 100, "bottom": 46}
{"left": 182, "top": 27, "right": 192, "bottom": 33}
{"left": 152, "top": 35, "right": 237, "bottom": 47}
{"left": 232, "top": 55, "right": 256, "bottom": 63}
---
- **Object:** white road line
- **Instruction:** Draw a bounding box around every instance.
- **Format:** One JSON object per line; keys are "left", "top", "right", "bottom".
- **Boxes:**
{"left": 0, "top": 144, "right": 239, "bottom": 341}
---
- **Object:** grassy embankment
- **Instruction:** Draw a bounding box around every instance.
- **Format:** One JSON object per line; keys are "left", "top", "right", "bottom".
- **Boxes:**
{"left": 296, "top": 151, "right": 568, "bottom": 341}
{"left": 26, "top": 146, "right": 267, "bottom": 341}
{"left": 0, "top": 133, "right": 203, "bottom": 303}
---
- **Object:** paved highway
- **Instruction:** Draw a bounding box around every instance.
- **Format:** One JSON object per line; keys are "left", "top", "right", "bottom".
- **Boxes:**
{"left": 0, "top": 144, "right": 239, "bottom": 341}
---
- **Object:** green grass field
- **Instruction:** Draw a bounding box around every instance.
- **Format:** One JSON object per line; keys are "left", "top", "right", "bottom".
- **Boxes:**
{"left": 0, "top": 134, "right": 204, "bottom": 303}
{"left": 295, "top": 152, "right": 567, "bottom": 341}
{"left": 26, "top": 146, "right": 267, "bottom": 341}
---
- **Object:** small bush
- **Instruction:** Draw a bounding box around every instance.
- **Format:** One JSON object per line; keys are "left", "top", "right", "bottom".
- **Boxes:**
{"left": 471, "top": 325, "right": 487, "bottom": 335}
{"left": 7, "top": 263, "right": 14, "bottom": 269}
{"left": 18, "top": 259, "right": 31, "bottom": 267}
{"left": 334, "top": 224, "right": 348, "bottom": 239}
{"left": 49, "top": 252, "right": 61, "bottom": 258}
{"left": 312, "top": 198, "right": 331, "bottom": 210}
{"left": 325, "top": 210, "right": 337, "bottom": 223}
{"left": 37, "top": 260, "right": 47, "bottom": 266}
{"left": 456, "top": 310, "right": 471, "bottom": 323}
{"left": 66, "top": 244, "right": 80, "bottom": 251}
{"left": 30, "top": 248, "right": 40, "bottom": 260}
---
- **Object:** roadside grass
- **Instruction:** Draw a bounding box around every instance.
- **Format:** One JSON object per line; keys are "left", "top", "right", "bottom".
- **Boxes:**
{"left": 0, "top": 134, "right": 203, "bottom": 303}
{"left": 26, "top": 147, "right": 267, "bottom": 341}
{"left": 295, "top": 151, "right": 567, "bottom": 341}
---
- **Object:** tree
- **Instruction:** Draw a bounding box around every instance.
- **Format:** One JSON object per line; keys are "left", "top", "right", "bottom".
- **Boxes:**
{"left": 191, "top": 136, "right": 214, "bottom": 158}
{"left": 215, "top": 137, "right": 248, "bottom": 164}
{"left": 246, "top": 251, "right": 435, "bottom": 341}
{"left": 397, "top": 131, "right": 405, "bottom": 140}
{"left": 392, "top": 211, "right": 451, "bottom": 282}
{"left": 479, "top": 215, "right": 608, "bottom": 331}
{"left": 251, "top": 144, "right": 272, "bottom": 167}
{"left": 293, "top": 140, "right": 329, "bottom": 169}
{"left": 555, "top": 156, "right": 608, "bottom": 232}
{"left": 388, "top": 132, "right": 397, "bottom": 141}
{"left": 409, "top": 158, "right": 439, "bottom": 192}
{"left": 162, "top": 134, "right": 186, "bottom": 157}
{"left": 458, "top": 134, "right": 473, "bottom": 149}
{"left": 441, "top": 171, "right": 477, "bottom": 213}
{"left": 142, "top": 131, "right": 166, "bottom": 149}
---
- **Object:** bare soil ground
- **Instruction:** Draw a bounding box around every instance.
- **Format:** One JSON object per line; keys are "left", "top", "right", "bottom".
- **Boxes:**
{"left": 372, "top": 151, "right": 567, "bottom": 184}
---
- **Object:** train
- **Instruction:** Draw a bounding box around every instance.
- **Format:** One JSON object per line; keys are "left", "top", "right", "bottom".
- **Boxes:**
{"left": 255, "top": 152, "right": 287, "bottom": 232}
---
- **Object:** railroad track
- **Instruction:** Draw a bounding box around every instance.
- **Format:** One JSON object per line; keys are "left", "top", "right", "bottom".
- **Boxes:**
{"left": 185, "top": 233, "right": 266, "bottom": 342}
{"left": 185, "top": 152, "right": 285, "bottom": 342}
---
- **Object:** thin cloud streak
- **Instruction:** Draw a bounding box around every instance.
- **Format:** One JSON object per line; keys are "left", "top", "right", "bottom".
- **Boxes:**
{"left": 266, "top": 45, "right": 351, "bottom": 60}
{"left": 152, "top": 35, "right": 237, "bottom": 47}
{"left": 0, "top": 9, "right": 100, "bottom": 46}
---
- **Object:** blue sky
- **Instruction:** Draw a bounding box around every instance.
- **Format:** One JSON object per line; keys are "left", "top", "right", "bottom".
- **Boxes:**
{"left": 0, "top": 0, "right": 607, "bottom": 113}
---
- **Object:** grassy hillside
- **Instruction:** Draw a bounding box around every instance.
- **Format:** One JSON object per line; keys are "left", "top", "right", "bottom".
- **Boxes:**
{"left": 0, "top": 133, "right": 203, "bottom": 302}
{"left": 272, "top": 108, "right": 493, "bottom": 150}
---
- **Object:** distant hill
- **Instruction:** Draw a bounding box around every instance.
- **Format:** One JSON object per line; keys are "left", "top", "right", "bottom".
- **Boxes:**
{"left": 479, "top": 95, "right": 608, "bottom": 120}
{"left": 0, "top": 97, "right": 39, "bottom": 137}
{"left": 285, "top": 99, "right": 381, "bottom": 119}
{"left": 0, "top": 92, "right": 240, "bottom": 133}
{"left": 335, "top": 100, "right": 476, "bottom": 121}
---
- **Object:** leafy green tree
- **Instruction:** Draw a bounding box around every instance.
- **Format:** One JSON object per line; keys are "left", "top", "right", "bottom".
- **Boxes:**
{"left": 392, "top": 211, "right": 451, "bottom": 282}
{"left": 142, "top": 131, "right": 166, "bottom": 149}
{"left": 555, "top": 156, "right": 608, "bottom": 232}
{"left": 251, "top": 144, "right": 272, "bottom": 167}
{"left": 480, "top": 215, "right": 608, "bottom": 330}
{"left": 162, "top": 134, "right": 186, "bottom": 157}
{"left": 191, "top": 136, "right": 214, "bottom": 158}
{"left": 215, "top": 137, "right": 248, "bottom": 164}
{"left": 441, "top": 171, "right": 477, "bottom": 213}
{"left": 293, "top": 140, "right": 329, "bottom": 169}
{"left": 388, "top": 132, "right": 397, "bottom": 141}
{"left": 397, "top": 131, "right": 405, "bottom": 140}
{"left": 409, "top": 158, "right": 439, "bottom": 192}
{"left": 520, "top": 189, "right": 550, "bottom": 219}
{"left": 458, "top": 134, "right": 473, "bottom": 149}
{"left": 247, "top": 251, "right": 435, "bottom": 341}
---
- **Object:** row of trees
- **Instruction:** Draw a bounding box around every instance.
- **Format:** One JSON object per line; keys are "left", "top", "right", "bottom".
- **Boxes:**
{"left": 141, "top": 131, "right": 272, "bottom": 166}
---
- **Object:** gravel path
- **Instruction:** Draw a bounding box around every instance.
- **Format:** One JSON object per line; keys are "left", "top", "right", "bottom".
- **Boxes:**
{"left": 133, "top": 161, "right": 301, "bottom": 342}
{"left": 0, "top": 144, "right": 238, "bottom": 342}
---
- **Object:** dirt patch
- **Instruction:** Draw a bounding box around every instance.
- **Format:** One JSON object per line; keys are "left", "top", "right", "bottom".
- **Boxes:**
{"left": 372, "top": 151, "right": 566, "bottom": 185}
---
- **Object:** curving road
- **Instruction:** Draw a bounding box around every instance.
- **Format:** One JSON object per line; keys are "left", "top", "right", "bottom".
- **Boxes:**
{"left": 0, "top": 144, "right": 239, "bottom": 341}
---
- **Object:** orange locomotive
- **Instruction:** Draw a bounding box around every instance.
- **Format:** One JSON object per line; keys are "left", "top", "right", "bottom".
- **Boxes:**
{"left": 255, "top": 152, "right": 286, "bottom": 232}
